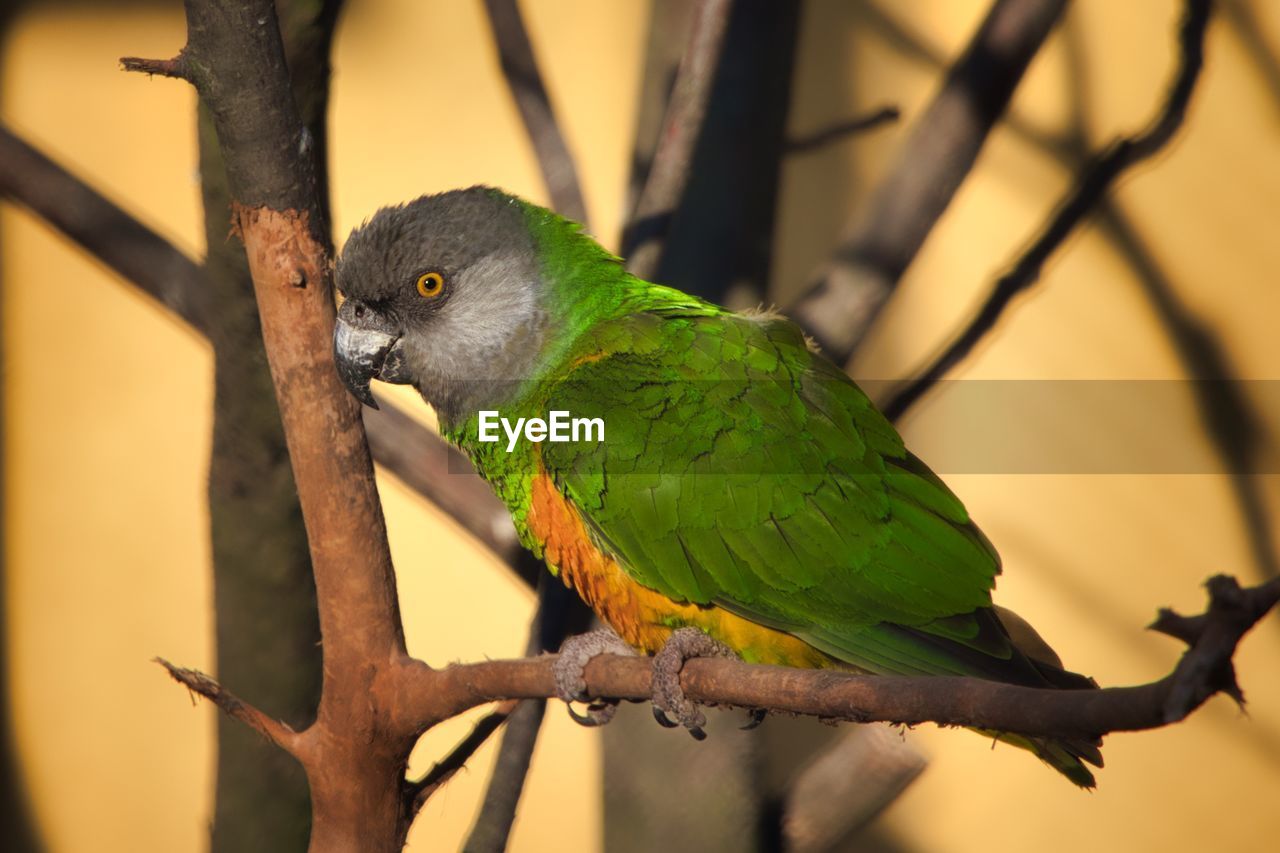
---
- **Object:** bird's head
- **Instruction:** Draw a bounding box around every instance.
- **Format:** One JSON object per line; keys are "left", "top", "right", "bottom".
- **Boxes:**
{"left": 333, "top": 186, "right": 553, "bottom": 423}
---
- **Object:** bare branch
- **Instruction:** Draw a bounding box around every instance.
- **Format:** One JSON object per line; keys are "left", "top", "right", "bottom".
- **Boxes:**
{"left": 481, "top": 0, "right": 588, "bottom": 225}
{"left": 364, "top": 395, "right": 520, "bottom": 564}
{"left": 407, "top": 700, "right": 518, "bottom": 813}
{"left": 791, "top": 0, "right": 1069, "bottom": 362}
{"left": 0, "top": 122, "right": 207, "bottom": 329}
{"left": 462, "top": 578, "right": 581, "bottom": 850}
{"left": 883, "top": 0, "right": 1213, "bottom": 421}
{"left": 462, "top": 699, "right": 545, "bottom": 853}
{"left": 784, "top": 106, "right": 901, "bottom": 155}
{"left": 424, "top": 575, "right": 1278, "bottom": 743}
{"left": 142, "top": 2, "right": 411, "bottom": 848}
{"left": 120, "top": 53, "right": 189, "bottom": 80}
{"left": 623, "top": 0, "right": 735, "bottom": 279}
{"left": 0, "top": 122, "right": 521, "bottom": 574}
{"left": 156, "top": 658, "right": 302, "bottom": 755}
{"left": 1099, "top": 207, "right": 1279, "bottom": 581}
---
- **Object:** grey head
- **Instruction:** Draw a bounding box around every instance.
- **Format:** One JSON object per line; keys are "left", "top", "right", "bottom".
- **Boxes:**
{"left": 333, "top": 186, "right": 550, "bottom": 425}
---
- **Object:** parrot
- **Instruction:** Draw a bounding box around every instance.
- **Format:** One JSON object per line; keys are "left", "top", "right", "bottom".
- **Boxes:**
{"left": 332, "top": 186, "right": 1104, "bottom": 787}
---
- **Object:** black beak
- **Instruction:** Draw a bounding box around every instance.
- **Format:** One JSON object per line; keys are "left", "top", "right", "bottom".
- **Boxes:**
{"left": 333, "top": 301, "right": 403, "bottom": 409}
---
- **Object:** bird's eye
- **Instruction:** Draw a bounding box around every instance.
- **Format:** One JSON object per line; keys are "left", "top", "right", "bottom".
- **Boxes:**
{"left": 416, "top": 271, "right": 445, "bottom": 298}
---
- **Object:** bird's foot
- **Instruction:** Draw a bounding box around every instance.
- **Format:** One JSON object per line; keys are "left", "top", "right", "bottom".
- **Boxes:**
{"left": 553, "top": 628, "right": 635, "bottom": 727}
{"left": 651, "top": 627, "right": 738, "bottom": 740}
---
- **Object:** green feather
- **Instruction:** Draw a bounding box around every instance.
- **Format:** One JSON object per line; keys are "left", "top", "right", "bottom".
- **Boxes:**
{"left": 441, "top": 194, "right": 1102, "bottom": 787}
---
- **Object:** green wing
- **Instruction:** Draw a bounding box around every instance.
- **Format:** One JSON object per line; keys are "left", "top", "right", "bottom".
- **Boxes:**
{"left": 540, "top": 306, "right": 1066, "bottom": 683}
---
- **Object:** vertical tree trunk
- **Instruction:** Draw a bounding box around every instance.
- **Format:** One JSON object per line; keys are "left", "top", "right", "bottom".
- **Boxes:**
{"left": 201, "top": 3, "right": 342, "bottom": 849}
{"left": 200, "top": 103, "right": 320, "bottom": 849}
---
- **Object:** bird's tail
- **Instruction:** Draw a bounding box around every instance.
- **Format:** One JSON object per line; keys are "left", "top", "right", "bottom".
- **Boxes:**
{"left": 977, "top": 728, "right": 1104, "bottom": 789}
{"left": 989, "top": 606, "right": 1105, "bottom": 788}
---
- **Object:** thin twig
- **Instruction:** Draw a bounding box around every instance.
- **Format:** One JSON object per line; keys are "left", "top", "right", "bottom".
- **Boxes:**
{"left": 1097, "top": 207, "right": 1278, "bottom": 581}
{"left": 120, "top": 53, "right": 188, "bottom": 79}
{"left": 857, "top": 0, "right": 1276, "bottom": 586}
{"left": 623, "top": 0, "right": 735, "bottom": 279}
{"left": 156, "top": 658, "right": 302, "bottom": 755}
{"left": 882, "top": 0, "right": 1212, "bottom": 421}
{"left": 784, "top": 106, "right": 901, "bottom": 154}
{"left": 790, "top": 0, "right": 1069, "bottom": 362}
{"left": 408, "top": 700, "right": 519, "bottom": 813}
{"left": 480, "top": 0, "right": 588, "bottom": 225}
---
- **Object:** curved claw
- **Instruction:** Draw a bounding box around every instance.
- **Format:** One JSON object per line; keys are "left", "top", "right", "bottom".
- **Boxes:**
{"left": 553, "top": 629, "right": 636, "bottom": 728}
{"left": 568, "top": 699, "right": 620, "bottom": 727}
{"left": 652, "top": 706, "right": 678, "bottom": 728}
{"left": 650, "top": 627, "right": 737, "bottom": 738}
{"left": 740, "top": 708, "right": 768, "bottom": 730}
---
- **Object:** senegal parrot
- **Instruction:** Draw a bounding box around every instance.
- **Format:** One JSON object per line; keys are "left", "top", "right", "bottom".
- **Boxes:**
{"left": 332, "top": 186, "right": 1103, "bottom": 787}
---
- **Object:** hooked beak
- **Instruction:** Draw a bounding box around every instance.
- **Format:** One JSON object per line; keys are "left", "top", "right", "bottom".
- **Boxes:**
{"left": 333, "top": 300, "right": 407, "bottom": 409}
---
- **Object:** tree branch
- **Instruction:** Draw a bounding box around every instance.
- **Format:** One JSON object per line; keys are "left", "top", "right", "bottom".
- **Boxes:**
{"left": 790, "top": 0, "right": 1069, "bottom": 362}
{"left": 157, "top": 658, "right": 302, "bottom": 756}
{"left": 126, "top": 1, "right": 412, "bottom": 848}
{"left": 883, "top": 0, "right": 1212, "bottom": 421}
{"left": 0, "top": 123, "right": 207, "bottom": 329}
{"left": 0, "top": 121, "right": 519, "bottom": 570}
{"left": 462, "top": 698, "right": 545, "bottom": 853}
{"left": 784, "top": 106, "right": 901, "bottom": 155}
{"left": 119, "top": 53, "right": 188, "bottom": 80}
{"left": 365, "top": 393, "right": 520, "bottom": 563}
{"left": 407, "top": 700, "right": 518, "bottom": 813}
{"left": 622, "top": 0, "right": 735, "bottom": 279}
{"left": 424, "top": 574, "right": 1278, "bottom": 741}
{"left": 481, "top": 0, "right": 588, "bottom": 225}
{"left": 463, "top": 572, "right": 584, "bottom": 851}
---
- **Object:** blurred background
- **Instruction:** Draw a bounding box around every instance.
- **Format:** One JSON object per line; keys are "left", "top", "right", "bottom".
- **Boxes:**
{"left": 2, "top": 0, "right": 1278, "bottom": 851}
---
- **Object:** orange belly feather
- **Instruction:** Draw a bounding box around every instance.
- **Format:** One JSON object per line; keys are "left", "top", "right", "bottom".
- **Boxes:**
{"left": 526, "top": 471, "right": 831, "bottom": 668}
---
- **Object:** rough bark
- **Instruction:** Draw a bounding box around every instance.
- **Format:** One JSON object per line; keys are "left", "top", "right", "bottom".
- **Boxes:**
{"left": 199, "top": 3, "right": 345, "bottom": 848}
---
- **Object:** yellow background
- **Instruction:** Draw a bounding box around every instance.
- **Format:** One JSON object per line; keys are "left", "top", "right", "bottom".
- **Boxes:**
{"left": 3, "top": 1, "right": 1279, "bottom": 851}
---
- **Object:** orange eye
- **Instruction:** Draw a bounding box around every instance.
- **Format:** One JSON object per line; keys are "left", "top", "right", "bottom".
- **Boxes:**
{"left": 416, "top": 271, "right": 444, "bottom": 298}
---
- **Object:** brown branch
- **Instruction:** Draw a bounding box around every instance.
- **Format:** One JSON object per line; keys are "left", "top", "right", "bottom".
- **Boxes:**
{"left": 119, "top": 53, "right": 188, "bottom": 79}
{"left": 157, "top": 658, "right": 302, "bottom": 755}
{"left": 480, "top": 0, "right": 588, "bottom": 225}
{"left": 0, "top": 121, "right": 520, "bottom": 572}
{"left": 117, "top": 1, "right": 1270, "bottom": 848}
{"left": 124, "top": 2, "right": 413, "bottom": 848}
{"left": 422, "top": 574, "right": 1278, "bottom": 741}
{"left": 883, "top": 0, "right": 1213, "bottom": 422}
{"left": 784, "top": 106, "right": 901, "bottom": 154}
{"left": 156, "top": 569, "right": 1277, "bottom": 843}
{"left": 623, "top": 0, "right": 735, "bottom": 279}
{"left": 790, "top": 0, "right": 1069, "bottom": 362}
